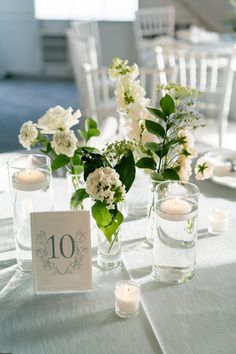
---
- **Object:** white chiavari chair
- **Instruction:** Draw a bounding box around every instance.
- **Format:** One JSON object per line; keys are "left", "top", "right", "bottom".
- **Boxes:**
{"left": 155, "top": 45, "right": 236, "bottom": 147}
{"left": 134, "top": 6, "right": 176, "bottom": 65}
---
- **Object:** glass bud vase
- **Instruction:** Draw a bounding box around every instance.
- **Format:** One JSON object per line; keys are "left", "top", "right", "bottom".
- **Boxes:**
{"left": 66, "top": 172, "right": 90, "bottom": 210}
{"left": 97, "top": 228, "right": 122, "bottom": 270}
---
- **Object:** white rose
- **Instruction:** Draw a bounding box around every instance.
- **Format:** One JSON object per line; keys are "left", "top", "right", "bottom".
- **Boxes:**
{"left": 51, "top": 130, "right": 78, "bottom": 157}
{"left": 37, "top": 106, "right": 81, "bottom": 134}
{"left": 18, "top": 121, "right": 38, "bottom": 149}
{"left": 195, "top": 156, "right": 214, "bottom": 180}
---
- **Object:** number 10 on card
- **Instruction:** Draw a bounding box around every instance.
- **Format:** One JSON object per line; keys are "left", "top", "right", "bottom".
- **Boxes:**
{"left": 31, "top": 211, "right": 92, "bottom": 293}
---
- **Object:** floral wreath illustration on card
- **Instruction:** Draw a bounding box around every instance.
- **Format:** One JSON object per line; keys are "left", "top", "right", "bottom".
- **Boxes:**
{"left": 35, "top": 229, "right": 89, "bottom": 275}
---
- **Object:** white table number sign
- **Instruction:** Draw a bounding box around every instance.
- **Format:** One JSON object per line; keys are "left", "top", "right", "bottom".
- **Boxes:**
{"left": 30, "top": 211, "right": 92, "bottom": 293}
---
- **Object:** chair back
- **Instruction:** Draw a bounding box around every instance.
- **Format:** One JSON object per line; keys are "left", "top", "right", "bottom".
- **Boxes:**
{"left": 82, "top": 64, "right": 116, "bottom": 126}
{"left": 155, "top": 45, "right": 236, "bottom": 146}
{"left": 71, "top": 20, "right": 102, "bottom": 66}
{"left": 134, "top": 6, "right": 175, "bottom": 40}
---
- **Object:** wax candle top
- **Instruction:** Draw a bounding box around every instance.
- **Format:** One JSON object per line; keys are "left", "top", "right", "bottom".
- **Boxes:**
{"left": 115, "top": 281, "right": 140, "bottom": 299}
{"left": 161, "top": 198, "right": 191, "bottom": 215}
{"left": 209, "top": 209, "right": 229, "bottom": 221}
{"left": 13, "top": 169, "right": 47, "bottom": 191}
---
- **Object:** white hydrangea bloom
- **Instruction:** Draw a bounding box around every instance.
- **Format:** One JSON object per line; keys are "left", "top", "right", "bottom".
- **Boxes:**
{"left": 177, "top": 155, "right": 192, "bottom": 183}
{"left": 18, "top": 121, "right": 38, "bottom": 149}
{"left": 86, "top": 167, "right": 126, "bottom": 210}
{"left": 195, "top": 156, "right": 214, "bottom": 180}
{"left": 37, "top": 106, "right": 81, "bottom": 134}
{"left": 51, "top": 130, "right": 78, "bottom": 157}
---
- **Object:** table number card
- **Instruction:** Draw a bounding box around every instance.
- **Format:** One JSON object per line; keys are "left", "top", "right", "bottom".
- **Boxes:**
{"left": 30, "top": 211, "right": 92, "bottom": 294}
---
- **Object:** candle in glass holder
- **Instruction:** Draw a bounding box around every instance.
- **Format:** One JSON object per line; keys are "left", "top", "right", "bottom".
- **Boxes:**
{"left": 159, "top": 198, "right": 192, "bottom": 221}
{"left": 208, "top": 209, "right": 229, "bottom": 234}
{"left": 115, "top": 280, "right": 140, "bottom": 318}
{"left": 13, "top": 169, "right": 47, "bottom": 191}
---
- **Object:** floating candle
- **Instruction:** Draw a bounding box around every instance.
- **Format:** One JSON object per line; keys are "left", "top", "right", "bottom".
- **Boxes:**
{"left": 115, "top": 280, "right": 140, "bottom": 318}
{"left": 13, "top": 169, "right": 47, "bottom": 191}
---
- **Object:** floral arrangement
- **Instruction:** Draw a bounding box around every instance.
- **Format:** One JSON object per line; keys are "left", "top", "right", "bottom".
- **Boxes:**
{"left": 18, "top": 58, "right": 214, "bottom": 255}
{"left": 108, "top": 57, "right": 213, "bottom": 182}
{"left": 18, "top": 106, "right": 136, "bottom": 243}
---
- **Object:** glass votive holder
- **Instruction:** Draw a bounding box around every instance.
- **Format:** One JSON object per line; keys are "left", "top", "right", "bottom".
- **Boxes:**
{"left": 208, "top": 209, "right": 229, "bottom": 234}
{"left": 115, "top": 280, "right": 141, "bottom": 319}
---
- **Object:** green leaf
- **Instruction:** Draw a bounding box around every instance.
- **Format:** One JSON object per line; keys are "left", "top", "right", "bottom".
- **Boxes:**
{"left": 144, "top": 142, "right": 162, "bottom": 152}
{"left": 151, "top": 172, "right": 165, "bottom": 182}
{"left": 99, "top": 210, "right": 123, "bottom": 242}
{"left": 136, "top": 157, "right": 156, "bottom": 170}
{"left": 87, "top": 128, "right": 100, "bottom": 140}
{"left": 70, "top": 188, "right": 89, "bottom": 209}
{"left": 146, "top": 106, "right": 165, "bottom": 120}
{"left": 160, "top": 94, "right": 175, "bottom": 117}
{"left": 51, "top": 154, "right": 70, "bottom": 171}
{"left": 115, "top": 151, "right": 135, "bottom": 192}
{"left": 85, "top": 117, "right": 98, "bottom": 130}
{"left": 83, "top": 154, "right": 104, "bottom": 180}
{"left": 145, "top": 120, "right": 165, "bottom": 138}
{"left": 162, "top": 168, "right": 179, "bottom": 180}
{"left": 92, "top": 201, "right": 123, "bottom": 242}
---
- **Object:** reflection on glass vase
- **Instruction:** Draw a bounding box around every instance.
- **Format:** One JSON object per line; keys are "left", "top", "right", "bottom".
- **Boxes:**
{"left": 146, "top": 181, "right": 159, "bottom": 245}
{"left": 97, "top": 228, "right": 122, "bottom": 270}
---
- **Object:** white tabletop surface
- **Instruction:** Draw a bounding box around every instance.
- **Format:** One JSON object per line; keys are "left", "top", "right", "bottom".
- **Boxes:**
{"left": 0, "top": 153, "right": 236, "bottom": 354}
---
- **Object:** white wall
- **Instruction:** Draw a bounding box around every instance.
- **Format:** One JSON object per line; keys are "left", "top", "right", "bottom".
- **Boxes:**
{"left": 0, "top": 0, "right": 41, "bottom": 76}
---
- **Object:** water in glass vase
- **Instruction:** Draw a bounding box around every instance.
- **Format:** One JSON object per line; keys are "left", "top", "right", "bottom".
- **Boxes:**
{"left": 153, "top": 201, "right": 198, "bottom": 284}
{"left": 97, "top": 229, "right": 122, "bottom": 270}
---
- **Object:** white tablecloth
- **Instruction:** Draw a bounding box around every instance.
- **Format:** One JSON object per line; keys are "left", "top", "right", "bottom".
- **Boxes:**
{"left": 0, "top": 156, "right": 236, "bottom": 354}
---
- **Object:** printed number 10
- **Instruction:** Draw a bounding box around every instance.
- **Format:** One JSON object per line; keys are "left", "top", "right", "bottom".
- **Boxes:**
{"left": 49, "top": 234, "right": 75, "bottom": 259}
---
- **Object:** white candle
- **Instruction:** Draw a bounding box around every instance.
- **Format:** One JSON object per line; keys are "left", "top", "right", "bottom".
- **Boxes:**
{"left": 159, "top": 198, "right": 192, "bottom": 221}
{"left": 13, "top": 169, "right": 47, "bottom": 191}
{"left": 208, "top": 209, "right": 229, "bottom": 234}
{"left": 115, "top": 281, "right": 140, "bottom": 318}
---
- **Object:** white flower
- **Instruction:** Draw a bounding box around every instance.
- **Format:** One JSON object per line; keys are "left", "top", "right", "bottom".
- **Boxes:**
{"left": 177, "top": 155, "right": 192, "bottom": 183}
{"left": 37, "top": 106, "right": 81, "bottom": 134}
{"left": 195, "top": 156, "right": 214, "bottom": 180}
{"left": 18, "top": 121, "right": 38, "bottom": 149}
{"left": 108, "top": 57, "right": 139, "bottom": 81}
{"left": 86, "top": 167, "right": 126, "bottom": 210}
{"left": 51, "top": 130, "right": 78, "bottom": 157}
{"left": 178, "top": 130, "right": 195, "bottom": 147}
{"left": 115, "top": 77, "right": 147, "bottom": 112}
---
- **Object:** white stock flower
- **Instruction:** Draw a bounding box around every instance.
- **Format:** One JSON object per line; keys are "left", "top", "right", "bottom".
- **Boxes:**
{"left": 37, "top": 106, "right": 81, "bottom": 134}
{"left": 51, "top": 130, "right": 78, "bottom": 157}
{"left": 86, "top": 167, "right": 126, "bottom": 210}
{"left": 177, "top": 155, "right": 192, "bottom": 183}
{"left": 18, "top": 121, "right": 38, "bottom": 149}
{"left": 108, "top": 57, "right": 139, "bottom": 81}
{"left": 115, "top": 77, "right": 147, "bottom": 112}
{"left": 195, "top": 156, "right": 214, "bottom": 180}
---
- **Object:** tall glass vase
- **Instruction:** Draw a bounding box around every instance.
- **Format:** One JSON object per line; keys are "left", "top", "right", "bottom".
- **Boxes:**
{"left": 8, "top": 154, "right": 54, "bottom": 272}
{"left": 153, "top": 180, "right": 199, "bottom": 284}
{"left": 97, "top": 228, "right": 122, "bottom": 270}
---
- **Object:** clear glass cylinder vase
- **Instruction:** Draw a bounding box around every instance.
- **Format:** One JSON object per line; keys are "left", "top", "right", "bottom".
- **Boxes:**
{"left": 152, "top": 180, "right": 199, "bottom": 284}
{"left": 97, "top": 228, "right": 122, "bottom": 270}
{"left": 8, "top": 154, "right": 54, "bottom": 272}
